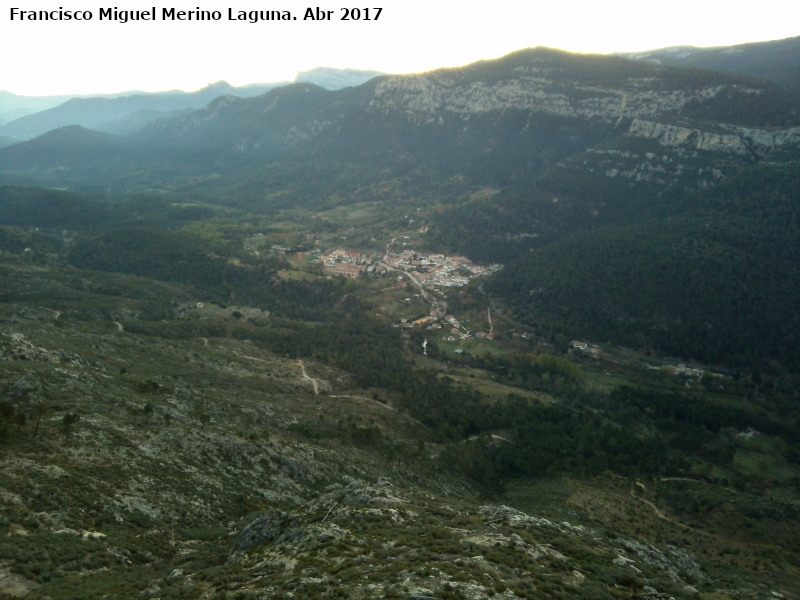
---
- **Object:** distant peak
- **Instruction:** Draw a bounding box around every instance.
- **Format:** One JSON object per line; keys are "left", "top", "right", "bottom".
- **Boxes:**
{"left": 199, "top": 81, "right": 235, "bottom": 93}
{"left": 294, "top": 67, "right": 384, "bottom": 90}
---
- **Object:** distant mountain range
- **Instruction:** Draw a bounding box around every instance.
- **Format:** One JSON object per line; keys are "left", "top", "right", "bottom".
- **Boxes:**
{"left": 0, "top": 68, "right": 384, "bottom": 143}
{"left": 0, "top": 91, "right": 77, "bottom": 126}
{"left": 2, "top": 36, "right": 797, "bottom": 146}
{"left": 4, "top": 46, "right": 797, "bottom": 189}
{"left": 295, "top": 66, "right": 385, "bottom": 89}
{"left": 0, "top": 82, "right": 264, "bottom": 140}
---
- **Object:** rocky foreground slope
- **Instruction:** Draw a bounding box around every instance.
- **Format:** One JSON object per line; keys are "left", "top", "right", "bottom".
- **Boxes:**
{"left": 1, "top": 256, "right": 796, "bottom": 600}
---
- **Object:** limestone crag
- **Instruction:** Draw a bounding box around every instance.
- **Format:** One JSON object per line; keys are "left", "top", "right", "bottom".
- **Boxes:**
{"left": 628, "top": 118, "right": 800, "bottom": 157}
{"left": 371, "top": 73, "right": 725, "bottom": 123}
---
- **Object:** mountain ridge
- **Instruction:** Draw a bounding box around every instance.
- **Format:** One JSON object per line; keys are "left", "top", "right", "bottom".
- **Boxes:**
{"left": 0, "top": 68, "right": 384, "bottom": 142}
{"left": 620, "top": 35, "right": 800, "bottom": 91}
{"left": 5, "top": 47, "right": 798, "bottom": 189}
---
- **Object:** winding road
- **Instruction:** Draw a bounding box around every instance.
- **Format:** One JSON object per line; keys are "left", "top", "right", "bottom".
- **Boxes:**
{"left": 380, "top": 235, "right": 448, "bottom": 320}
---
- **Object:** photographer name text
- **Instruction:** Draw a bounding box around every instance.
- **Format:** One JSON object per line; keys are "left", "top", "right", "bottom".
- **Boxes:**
{"left": 9, "top": 6, "right": 383, "bottom": 24}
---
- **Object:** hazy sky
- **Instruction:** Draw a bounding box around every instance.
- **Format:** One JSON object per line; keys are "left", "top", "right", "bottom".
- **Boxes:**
{"left": 2, "top": 0, "right": 798, "bottom": 96}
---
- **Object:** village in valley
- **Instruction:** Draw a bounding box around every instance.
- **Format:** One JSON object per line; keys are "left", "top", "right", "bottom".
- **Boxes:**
{"left": 318, "top": 241, "right": 503, "bottom": 335}
{"left": 319, "top": 246, "right": 502, "bottom": 290}
{"left": 247, "top": 232, "right": 715, "bottom": 381}
{"left": 248, "top": 229, "right": 504, "bottom": 344}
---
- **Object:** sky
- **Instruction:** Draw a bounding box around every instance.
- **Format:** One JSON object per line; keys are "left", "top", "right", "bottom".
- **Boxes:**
{"left": 1, "top": 0, "right": 798, "bottom": 96}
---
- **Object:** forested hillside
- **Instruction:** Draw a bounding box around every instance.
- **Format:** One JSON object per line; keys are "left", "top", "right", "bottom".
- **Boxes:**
{"left": 622, "top": 35, "right": 800, "bottom": 91}
{"left": 483, "top": 160, "right": 800, "bottom": 372}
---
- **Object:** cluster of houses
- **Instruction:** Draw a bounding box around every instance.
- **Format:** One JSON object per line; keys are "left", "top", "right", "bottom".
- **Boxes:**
{"left": 247, "top": 236, "right": 505, "bottom": 343}
{"left": 299, "top": 246, "right": 503, "bottom": 289}
{"left": 320, "top": 249, "right": 369, "bottom": 277}
{"left": 244, "top": 232, "right": 502, "bottom": 290}
{"left": 381, "top": 250, "right": 502, "bottom": 288}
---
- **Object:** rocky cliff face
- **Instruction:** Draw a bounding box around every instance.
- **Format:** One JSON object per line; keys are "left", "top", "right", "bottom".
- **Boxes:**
{"left": 628, "top": 118, "right": 800, "bottom": 158}
{"left": 370, "top": 73, "right": 725, "bottom": 123}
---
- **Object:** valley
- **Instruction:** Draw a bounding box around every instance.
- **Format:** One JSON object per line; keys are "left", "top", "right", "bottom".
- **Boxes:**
{"left": 1, "top": 191, "right": 797, "bottom": 599}
{"left": 1, "top": 43, "right": 799, "bottom": 599}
